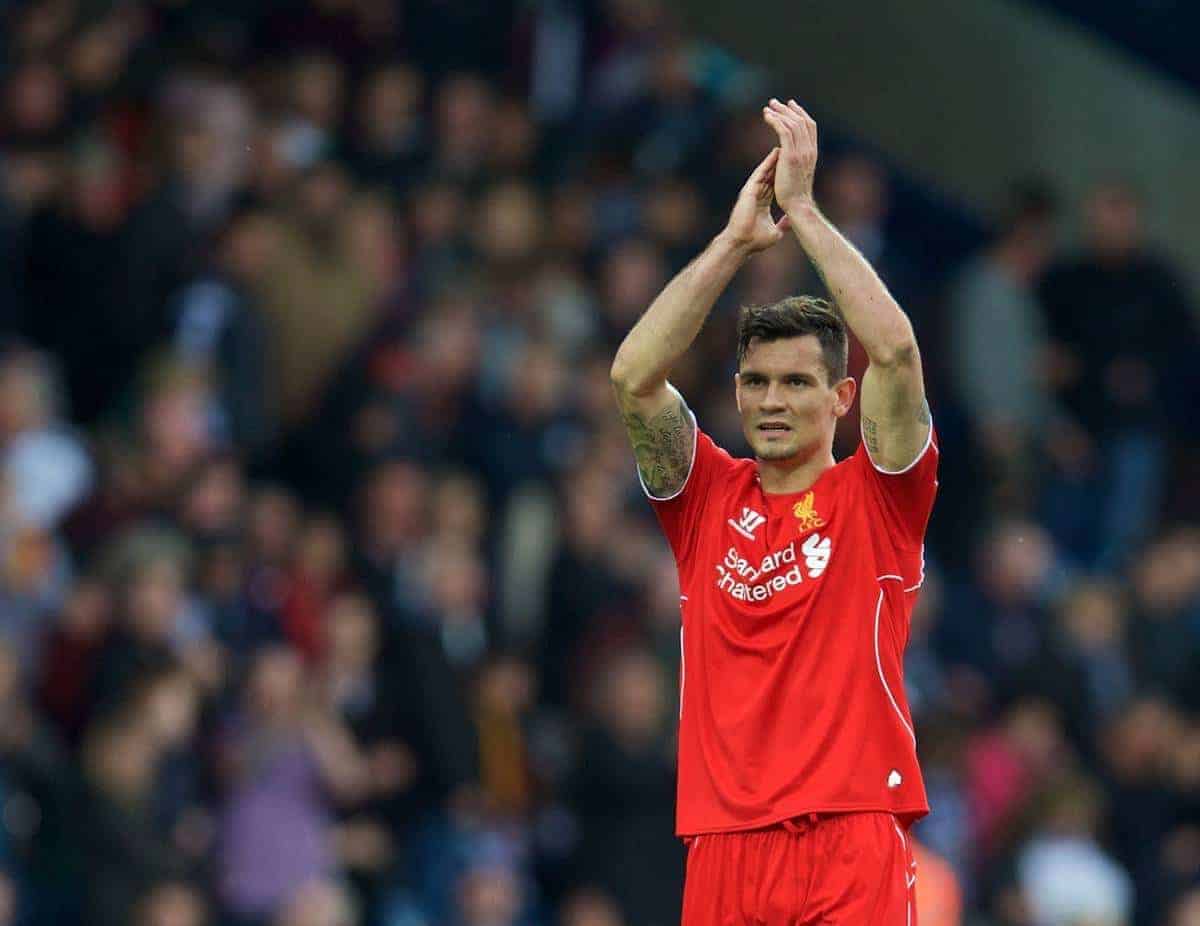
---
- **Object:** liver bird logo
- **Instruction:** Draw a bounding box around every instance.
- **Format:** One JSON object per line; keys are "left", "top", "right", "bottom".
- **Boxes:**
{"left": 792, "top": 491, "right": 825, "bottom": 532}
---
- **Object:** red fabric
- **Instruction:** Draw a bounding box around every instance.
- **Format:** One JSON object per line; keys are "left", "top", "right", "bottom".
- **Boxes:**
{"left": 38, "top": 627, "right": 103, "bottom": 744}
{"left": 648, "top": 424, "right": 938, "bottom": 836}
{"left": 279, "top": 574, "right": 329, "bottom": 663}
{"left": 681, "top": 812, "right": 918, "bottom": 925}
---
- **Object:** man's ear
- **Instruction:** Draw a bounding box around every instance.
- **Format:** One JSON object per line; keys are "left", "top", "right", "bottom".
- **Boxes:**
{"left": 733, "top": 373, "right": 742, "bottom": 414}
{"left": 832, "top": 377, "right": 857, "bottom": 418}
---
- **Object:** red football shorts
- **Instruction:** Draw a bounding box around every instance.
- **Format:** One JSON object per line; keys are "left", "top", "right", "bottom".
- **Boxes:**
{"left": 681, "top": 812, "right": 918, "bottom": 925}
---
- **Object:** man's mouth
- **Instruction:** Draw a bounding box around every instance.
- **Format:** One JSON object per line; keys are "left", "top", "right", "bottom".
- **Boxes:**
{"left": 757, "top": 422, "right": 791, "bottom": 434}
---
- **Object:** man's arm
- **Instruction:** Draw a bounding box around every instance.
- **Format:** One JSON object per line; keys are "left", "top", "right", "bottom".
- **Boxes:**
{"left": 611, "top": 147, "right": 788, "bottom": 496}
{"left": 763, "top": 99, "right": 930, "bottom": 471}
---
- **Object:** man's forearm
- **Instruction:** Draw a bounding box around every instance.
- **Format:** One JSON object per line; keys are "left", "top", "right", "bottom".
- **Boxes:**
{"left": 611, "top": 233, "right": 750, "bottom": 394}
{"left": 787, "top": 201, "right": 916, "bottom": 365}
{"left": 761, "top": 98, "right": 929, "bottom": 467}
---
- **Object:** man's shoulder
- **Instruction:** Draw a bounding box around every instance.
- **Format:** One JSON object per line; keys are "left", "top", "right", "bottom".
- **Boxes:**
{"left": 699, "top": 433, "right": 757, "bottom": 482}
{"left": 664, "top": 430, "right": 755, "bottom": 512}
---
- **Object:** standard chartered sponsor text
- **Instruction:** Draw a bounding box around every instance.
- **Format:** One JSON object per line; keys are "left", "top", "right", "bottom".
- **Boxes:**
{"left": 715, "top": 541, "right": 806, "bottom": 601}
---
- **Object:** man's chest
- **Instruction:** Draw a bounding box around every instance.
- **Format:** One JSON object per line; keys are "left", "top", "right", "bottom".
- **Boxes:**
{"left": 692, "top": 482, "right": 870, "bottom": 611}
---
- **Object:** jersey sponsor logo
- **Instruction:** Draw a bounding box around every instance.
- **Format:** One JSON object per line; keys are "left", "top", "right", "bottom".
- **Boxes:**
{"left": 714, "top": 536, "right": 834, "bottom": 601}
{"left": 728, "top": 506, "right": 767, "bottom": 540}
{"left": 802, "top": 533, "right": 832, "bottom": 577}
{"left": 792, "top": 491, "right": 825, "bottom": 532}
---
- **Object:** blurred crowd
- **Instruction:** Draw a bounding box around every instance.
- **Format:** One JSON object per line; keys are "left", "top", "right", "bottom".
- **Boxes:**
{"left": 0, "top": 1, "right": 1198, "bottom": 925}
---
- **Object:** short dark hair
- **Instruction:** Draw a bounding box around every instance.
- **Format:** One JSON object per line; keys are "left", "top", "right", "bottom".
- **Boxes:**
{"left": 736, "top": 296, "right": 848, "bottom": 384}
{"left": 999, "top": 178, "right": 1057, "bottom": 237}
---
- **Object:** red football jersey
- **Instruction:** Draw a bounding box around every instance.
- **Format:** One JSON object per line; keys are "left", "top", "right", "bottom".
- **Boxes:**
{"left": 645, "top": 414, "right": 938, "bottom": 836}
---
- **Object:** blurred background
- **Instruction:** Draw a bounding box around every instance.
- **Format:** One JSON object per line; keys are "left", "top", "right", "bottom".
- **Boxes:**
{"left": 0, "top": 0, "right": 1197, "bottom": 924}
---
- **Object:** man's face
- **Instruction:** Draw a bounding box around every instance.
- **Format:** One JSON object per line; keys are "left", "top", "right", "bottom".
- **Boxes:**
{"left": 735, "top": 335, "right": 852, "bottom": 462}
{"left": 1085, "top": 186, "right": 1141, "bottom": 257}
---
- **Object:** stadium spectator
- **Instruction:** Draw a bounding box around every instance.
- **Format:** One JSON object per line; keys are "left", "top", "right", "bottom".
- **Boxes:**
{"left": 1015, "top": 776, "right": 1133, "bottom": 926}
{"left": 1039, "top": 180, "right": 1198, "bottom": 570}
{"left": 259, "top": 162, "right": 381, "bottom": 427}
{"left": 345, "top": 63, "right": 427, "bottom": 194}
{"left": 473, "top": 653, "right": 537, "bottom": 817}
{"left": 1172, "top": 889, "right": 1200, "bottom": 926}
{"left": 937, "top": 520, "right": 1065, "bottom": 701}
{"left": 1128, "top": 527, "right": 1200, "bottom": 704}
{"left": 133, "top": 882, "right": 208, "bottom": 926}
{"left": 818, "top": 151, "right": 921, "bottom": 308}
{"left": 911, "top": 839, "right": 964, "bottom": 926}
{"left": 273, "top": 878, "right": 358, "bottom": 926}
{"left": 171, "top": 200, "right": 281, "bottom": 459}
{"left": 948, "top": 182, "right": 1058, "bottom": 511}
{"left": 88, "top": 526, "right": 218, "bottom": 717}
{"left": 1102, "top": 696, "right": 1186, "bottom": 924}
{"left": 22, "top": 138, "right": 131, "bottom": 424}
{"left": 37, "top": 575, "right": 113, "bottom": 743}
{"left": 1013, "top": 580, "right": 1136, "bottom": 751}
{"left": 965, "top": 697, "right": 1069, "bottom": 863}
{"left": 540, "top": 466, "right": 635, "bottom": 710}
{"left": 569, "top": 648, "right": 682, "bottom": 926}
{"left": 319, "top": 592, "right": 420, "bottom": 825}
{"left": 558, "top": 890, "right": 625, "bottom": 926}
{"left": 216, "top": 646, "right": 368, "bottom": 923}
{"left": 0, "top": 346, "right": 92, "bottom": 529}
{"left": 79, "top": 711, "right": 193, "bottom": 926}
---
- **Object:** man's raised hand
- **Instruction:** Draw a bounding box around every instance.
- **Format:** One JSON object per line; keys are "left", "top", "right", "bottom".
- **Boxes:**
{"left": 762, "top": 99, "right": 818, "bottom": 214}
{"left": 721, "top": 146, "right": 790, "bottom": 255}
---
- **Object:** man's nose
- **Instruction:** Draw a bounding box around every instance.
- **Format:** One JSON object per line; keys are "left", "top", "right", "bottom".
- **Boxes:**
{"left": 760, "top": 382, "right": 786, "bottom": 410}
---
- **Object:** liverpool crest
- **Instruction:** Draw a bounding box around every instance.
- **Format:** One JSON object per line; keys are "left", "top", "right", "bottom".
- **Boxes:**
{"left": 793, "top": 491, "right": 825, "bottom": 532}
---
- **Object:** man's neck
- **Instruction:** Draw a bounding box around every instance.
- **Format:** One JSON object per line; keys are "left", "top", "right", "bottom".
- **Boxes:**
{"left": 756, "top": 448, "right": 837, "bottom": 494}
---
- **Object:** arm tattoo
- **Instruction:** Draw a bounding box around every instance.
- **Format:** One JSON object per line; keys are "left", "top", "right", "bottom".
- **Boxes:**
{"left": 862, "top": 415, "right": 881, "bottom": 455}
{"left": 622, "top": 397, "right": 695, "bottom": 497}
{"left": 917, "top": 399, "right": 931, "bottom": 426}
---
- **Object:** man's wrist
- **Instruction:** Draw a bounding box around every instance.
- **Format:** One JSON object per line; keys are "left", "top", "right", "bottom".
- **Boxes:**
{"left": 712, "top": 229, "right": 756, "bottom": 262}
{"left": 782, "top": 196, "right": 821, "bottom": 226}
{"left": 781, "top": 197, "right": 825, "bottom": 253}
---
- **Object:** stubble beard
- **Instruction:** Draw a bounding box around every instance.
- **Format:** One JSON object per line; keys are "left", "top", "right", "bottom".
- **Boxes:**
{"left": 751, "top": 435, "right": 803, "bottom": 461}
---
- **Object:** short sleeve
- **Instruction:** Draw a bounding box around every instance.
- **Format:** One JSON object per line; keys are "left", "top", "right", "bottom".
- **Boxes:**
{"left": 854, "top": 423, "right": 939, "bottom": 551}
{"left": 643, "top": 421, "right": 735, "bottom": 564}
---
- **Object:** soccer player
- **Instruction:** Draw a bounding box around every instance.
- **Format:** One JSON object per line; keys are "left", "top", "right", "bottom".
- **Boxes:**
{"left": 610, "top": 99, "right": 936, "bottom": 924}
